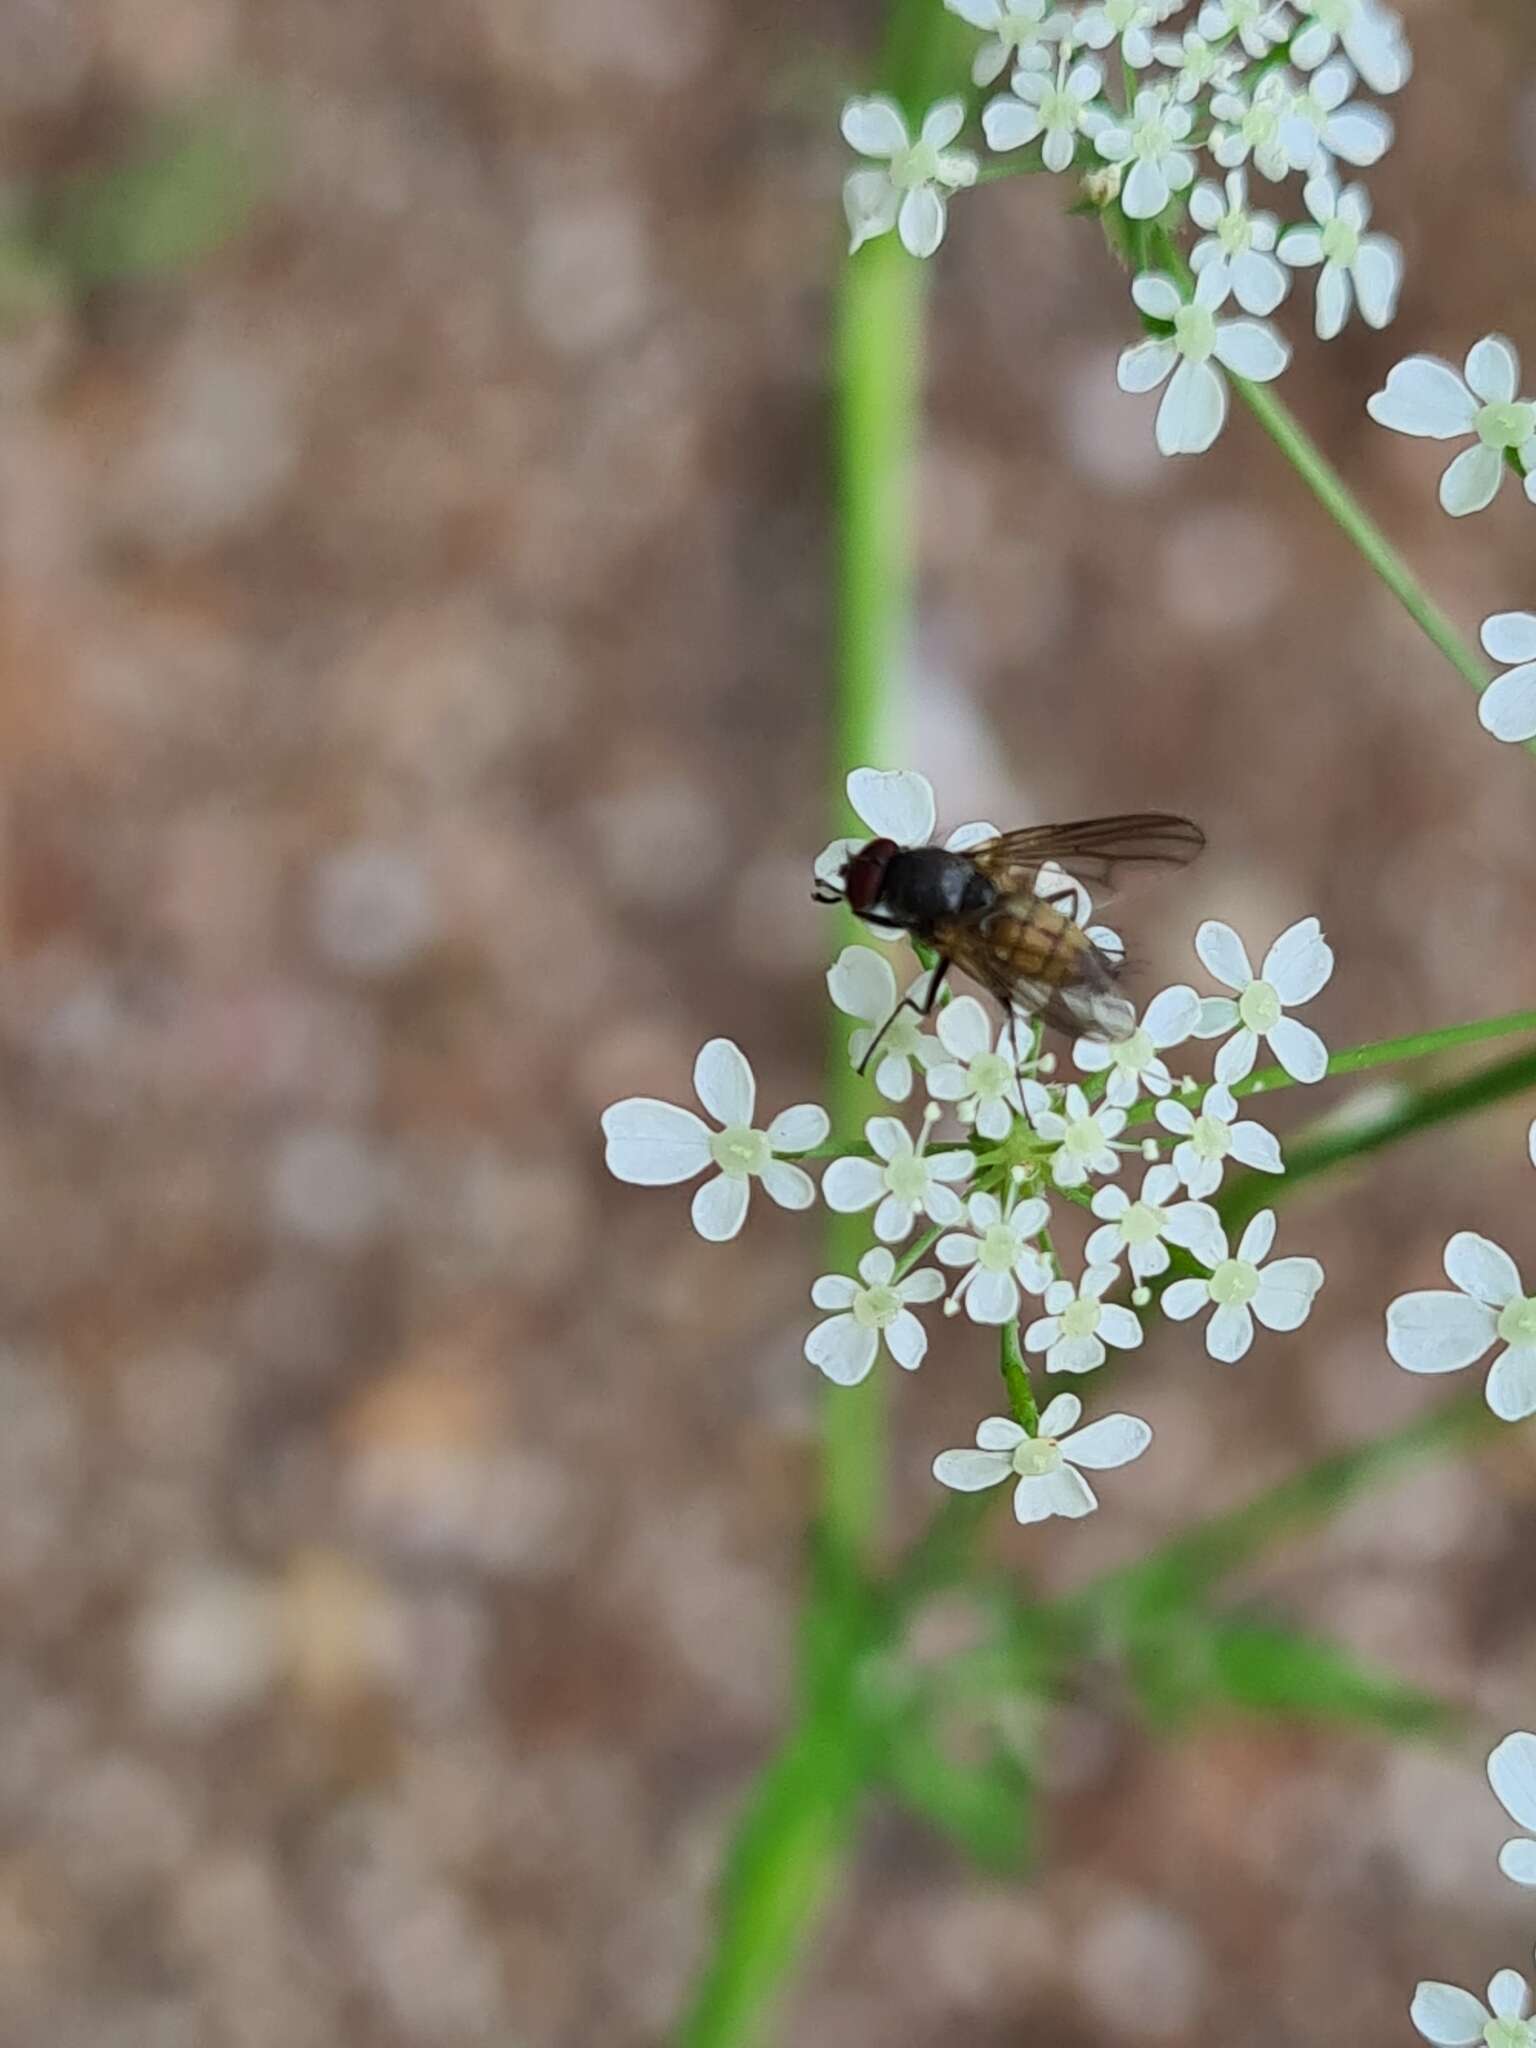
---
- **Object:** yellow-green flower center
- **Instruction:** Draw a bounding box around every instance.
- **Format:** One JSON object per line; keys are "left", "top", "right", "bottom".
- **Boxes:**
{"left": 1320, "top": 217, "right": 1359, "bottom": 267}
{"left": 1121, "top": 1199, "right": 1166, "bottom": 1247}
{"left": 1060, "top": 1295, "right": 1102, "bottom": 1339}
{"left": 979, "top": 1222, "right": 1022, "bottom": 1273}
{"left": 1497, "top": 1296, "right": 1536, "bottom": 1347}
{"left": 1218, "top": 210, "right": 1253, "bottom": 255}
{"left": 1174, "top": 302, "right": 1216, "bottom": 363}
{"left": 968, "top": 1049, "right": 1014, "bottom": 1101}
{"left": 1484, "top": 2020, "right": 1535, "bottom": 2048}
{"left": 886, "top": 1153, "right": 931, "bottom": 1202}
{"left": 1112, "top": 1028, "right": 1154, "bottom": 1073}
{"left": 1190, "top": 1111, "right": 1232, "bottom": 1161}
{"left": 1477, "top": 399, "right": 1536, "bottom": 452}
{"left": 893, "top": 140, "right": 939, "bottom": 189}
{"left": 1012, "top": 1435, "right": 1063, "bottom": 1478}
{"left": 1064, "top": 1113, "right": 1108, "bottom": 1159}
{"left": 710, "top": 1125, "right": 769, "bottom": 1178}
{"left": 1209, "top": 1257, "right": 1259, "bottom": 1307}
{"left": 853, "top": 1282, "right": 902, "bottom": 1330}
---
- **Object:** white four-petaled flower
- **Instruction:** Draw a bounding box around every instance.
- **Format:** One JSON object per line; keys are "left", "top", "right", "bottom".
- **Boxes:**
{"left": 1210, "top": 73, "right": 1295, "bottom": 185}
{"left": 1367, "top": 336, "right": 1536, "bottom": 518}
{"left": 932, "top": 1395, "right": 1153, "bottom": 1524}
{"left": 1156, "top": 1081, "right": 1284, "bottom": 1198}
{"left": 936, "top": 1186, "right": 1052, "bottom": 1324}
{"left": 822, "top": 1113, "right": 974, "bottom": 1244}
{"left": 827, "top": 945, "right": 940, "bottom": 1102}
{"left": 1188, "top": 171, "right": 1289, "bottom": 318}
{"left": 804, "top": 1247, "right": 947, "bottom": 1385}
{"left": 1196, "top": 0, "right": 1289, "bottom": 63}
{"left": 1276, "top": 58, "right": 1394, "bottom": 174}
{"left": 1162, "top": 1210, "right": 1325, "bottom": 1363}
{"left": 1385, "top": 1232, "right": 1536, "bottom": 1422}
{"left": 926, "top": 995, "right": 1041, "bottom": 1138}
{"left": 1194, "top": 914, "right": 1333, "bottom": 1085}
{"left": 1478, "top": 611, "right": 1536, "bottom": 747}
{"left": 1411, "top": 1963, "right": 1536, "bottom": 2047}
{"left": 841, "top": 97, "right": 979, "bottom": 261}
{"left": 1093, "top": 84, "right": 1197, "bottom": 220}
{"left": 1152, "top": 27, "right": 1241, "bottom": 103}
{"left": 1087, "top": 1164, "right": 1224, "bottom": 1283}
{"left": 601, "top": 1039, "right": 828, "bottom": 1242}
{"left": 1118, "top": 270, "right": 1291, "bottom": 459}
{"left": 1025, "top": 1265, "right": 1145, "bottom": 1374}
{"left": 1032, "top": 1082, "right": 1128, "bottom": 1188}
{"left": 1489, "top": 1732, "right": 1536, "bottom": 1888}
{"left": 983, "top": 52, "right": 1107, "bottom": 173}
{"left": 1072, "top": 983, "right": 1202, "bottom": 1108}
{"left": 1291, "top": 0, "right": 1411, "bottom": 96}
{"left": 944, "top": 0, "right": 1069, "bottom": 89}
{"left": 1277, "top": 175, "right": 1402, "bottom": 340}
{"left": 815, "top": 766, "right": 996, "bottom": 912}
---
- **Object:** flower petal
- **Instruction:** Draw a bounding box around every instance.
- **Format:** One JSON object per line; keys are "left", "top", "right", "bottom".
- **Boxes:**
{"left": 1036, "top": 1394, "right": 1081, "bottom": 1438}
{"left": 1212, "top": 317, "right": 1290, "bottom": 382}
{"left": 760, "top": 1159, "right": 815, "bottom": 1210}
{"left": 873, "top": 1193, "right": 916, "bottom": 1244}
{"left": 1488, "top": 1971, "right": 1532, "bottom": 2023}
{"left": 694, "top": 1038, "right": 755, "bottom": 1128}
{"left": 1142, "top": 983, "right": 1202, "bottom": 1047}
{"left": 1480, "top": 664, "right": 1536, "bottom": 745}
{"left": 1440, "top": 443, "right": 1505, "bottom": 519}
{"left": 1157, "top": 357, "right": 1227, "bottom": 456}
{"left": 1489, "top": 1732, "right": 1536, "bottom": 1834}
{"left": 1261, "top": 917, "right": 1332, "bottom": 1003}
{"left": 1487, "top": 1344, "right": 1536, "bottom": 1423}
{"left": 885, "top": 1307, "right": 929, "bottom": 1372}
{"left": 827, "top": 944, "right": 897, "bottom": 1024}
{"left": 1367, "top": 356, "right": 1476, "bottom": 440}
{"left": 1385, "top": 1289, "right": 1497, "bottom": 1374}
{"left": 1118, "top": 337, "right": 1179, "bottom": 394}
{"left": 1194, "top": 920, "right": 1253, "bottom": 990}
{"left": 691, "top": 1172, "right": 751, "bottom": 1242}
{"left": 844, "top": 169, "right": 900, "bottom": 253}
{"left": 1500, "top": 1838, "right": 1536, "bottom": 1886}
{"left": 965, "top": 1266, "right": 1020, "bottom": 1325}
{"left": 1123, "top": 155, "right": 1171, "bottom": 221}
{"left": 1352, "top": 236, "right": 1402, "bottom": 329}
{"left": 1049, "top": 1333, "right": 1107, "bottom": 1375}
{"left": 847, "top": 768, "right": 936, "bottom": 847}
{"left": 1015, "top": 1467, "right": 1097, "bottom": 1522}
{"left": 936, "top": 995, "right": 992, "bottom": 1060}
{"left": 1096, "top": 1304, "right": 1145, "bottom": 1351}
{"left": 1444, "top": 1230, "right": 1522, "bottom": 1307}
{"left": 898, "top": 184, "right": 947, "bottom": 260}
{"left": 1237, "top": 1209, "right": 1276, "bottom": 1264}
{"left": 977, "top": 1414, "right": 1027, "bottom": 1450}
{"left": 1064, "top": 1413, "right": 1152, "bottom": 1470}
{"left": 1229, "top": 1117, "right": 1284, "bottom": 1173}
{"left": 1267, "top": 1016, "right": 1330, "bottom": 1084}
{"left": 933, "top": 1447, "right": 1012, "bottom": 1492}
{"left": 841, "top": 95, "right": 910, "bottom": 158}
{"left": 1207, "top": 1301, "right": 1255, "bottom": 1363}
{"left": 1213, "top": 1027, "right": 1259, "bottom": 1085}
{"left": 1161, "top": 1277, "right": 1210, "bottom": 1322}
{"left": 767, "top": 1102, "right": 830, "bottom": 1152}
{"left": 1131, "top": 271, "right": 1183, "bottom": 322}
{"left": 1482, "top": 611, "right": 1536, "bottom": 665}
{"left": 1467, "top": 334, "right": 1521, "bottom": 406}
{"left": 1409, "top": 1983, "right": 1490, "bottom": 2046}
{"left": 1252, "top": 1257, "right": 1324, "bottom": 1331}
{"left": 821, "top": 1156, "right": 886, "bottom": 1213}
{"left": 813, "top": 1272, "right": 860, "bottom": 1312}
{"left": 805, "top": 1313, "right": 880, "bottom": 1386}
{"left": 601, "top": 1098, "right": 713, "bottom": 1185}
{"left": 982, "top": 94, "right": 1044, "bottom": 151}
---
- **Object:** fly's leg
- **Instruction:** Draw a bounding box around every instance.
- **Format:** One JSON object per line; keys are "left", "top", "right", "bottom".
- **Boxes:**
{"left": 854, "top": 959, "right": 950, "bottom": 1078}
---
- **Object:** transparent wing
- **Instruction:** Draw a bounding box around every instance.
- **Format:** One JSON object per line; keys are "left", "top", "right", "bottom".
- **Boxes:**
{"left": 967, "top": 814, "right": 1205, "bottom": 904}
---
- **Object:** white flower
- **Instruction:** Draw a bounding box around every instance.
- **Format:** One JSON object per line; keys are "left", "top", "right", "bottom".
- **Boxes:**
{"left": 1072, "top": 983, "right": 1201, "bottom": 1109}
{"left": 1276, "top": 174, "right": 1402, "bottom": 340}
{"left": 1156, "top": 1081, "right": 1284, "bottom": 1198}
{"left": 1093, "top": 85, "right": 1196, "bottom": 220}
{"left": 1411, "top": 1963, "right": 1536, "bottom": 2047}
{"left": 1196, "top": 0, "right": 1291, "bottom": 63}
{"left": 1032, "top": 1082, "right": 1127, "bottom": 1188}
{"left": 841, "top": 97, "right": 979, "bottom": 260}
{"left": 822, "top": 1112, "right": 974, "bottom": 1244}
{"left": 1162, "top": 1210, "right": 1325, "bottom": 1363}
{"left": 1076, "top": 0, "right": 1176, "bottom": 71}
{"left": 1276, "top": 58, "right": 1394, "bottom": 173}
{"left": 932, "top": 1395, "right": 1152, "bottom": 1524}
{"left": 804, "top": 1247, "right": 947, "bottom": 1385}
{"left": 936, "top": 1186, "right": 1052, "bottom": 1324}
{"left": 602, "top": 1039, "right": 828, "bottom": 1242}
{"left": 1368, "top": 337, "right": 1536, "bottom": 518}
{"left": 1291, "top": 0, "right": 1411, "bottom": 96}
{"left": 926, "top": 995, "right": 1040, "bottom": 1139}
{"left": 828, "top": 945, "right": 940, "bottom": 1101}
{"left": 1025, "top": 1265, "right": 1145, "bottom": 1374}
{"left": 1385, "top": 1233, "right": 1536, "bottom": 1422}
{"left": 814, "top": 766, "right": 996, "bottom": 909}
{"left": 1193, "top": 914, "right": 1333, "bottom": 1085}
{"left": 1086, "top": 1164, "right": 1224, "bottom": 1282}
{"left": 1478, "top": 612, "right": 1536, "bottom": 746}
{"left": 945, "top": 0, "right": 1070, "bottom": 88}
{"left": 1489, "top": 1733, "right": 1536, "bottom": 1888}
{"left": 1117, "top": 269, "right": 1291, "bottom": 459}
{"left": 983, "top": 53, "right": 1106, "bottom": 173}
{"left": 1152, "top": 27, "right": 1241, "bottom": 103}
{"left": 1210, "top": 73, "right": 1298, "bottom": 184}
{"left": 1188, "top": 171, "right": 1289, "bottom": 318}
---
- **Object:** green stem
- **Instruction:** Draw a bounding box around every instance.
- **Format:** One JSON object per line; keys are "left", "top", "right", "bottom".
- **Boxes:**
{"left": 1000, "top": 1320, "right": 1040, "bottom": 1432}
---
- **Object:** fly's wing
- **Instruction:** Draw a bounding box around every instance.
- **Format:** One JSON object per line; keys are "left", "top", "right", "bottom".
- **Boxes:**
{"left": 936, "top": 903, "right": 1137, "bottom": 1043}
{"left": 966, "top": 814, "right": 1205, "bottom": 907}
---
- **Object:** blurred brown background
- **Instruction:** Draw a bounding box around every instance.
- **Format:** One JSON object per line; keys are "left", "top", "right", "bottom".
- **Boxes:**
{"left": 2, "top": 0, "right": 1536, "bottom": 2042}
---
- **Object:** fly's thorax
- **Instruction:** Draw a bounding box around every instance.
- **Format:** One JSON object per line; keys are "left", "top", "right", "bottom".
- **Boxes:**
{"left": 876, "top": 847, "right": 996, "bottom": 930}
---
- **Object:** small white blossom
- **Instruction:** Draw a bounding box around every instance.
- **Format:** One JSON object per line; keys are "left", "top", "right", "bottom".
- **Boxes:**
{"left": 827, "top": 945, "right": 940, "bottom": 1101}
{"left": 936, "top": 1186, "right": 1052, "bottom": 1324}
{"left": 1117, "top": 269, "right": 1291, "bottom": 459}
{"left": 1290, "top": 0, "right": 1411, "bottom": 96}
{"left": 926, "top": 995, "right": 1041, "bottom": 1139}
{"left": 1152, "top": 27, "right": 1241, "bottom": 103}
{"left": 1025, "top": 1265, "right": 1145, "bottom": 1374}
{"left": 1196, "top": 0, "right": 1291, "bottom": 63}
{"left": 1087, "top": 1164, "right": 1224, "bottom": 1282}
{"left": 1210, "top": 73, "right": 1298, "bottom": 184}
{"left": 983, "top": 53, "right": 1107, "bottom": 173}
{"left": 1156, "top": 1081, "right": 1284, "bottom": 1198}
{"left": 1489, "top": 1733, "right": 1536, "bottom": 1888}
{"left": 841, "top": 97, "right": 979, "bottom": 261}
{"left": 1277, "top": 175, "right": 1402, "bottom": 339}
{"left": 1188, "top": 171, "right": 1289, "bottom": 318}
{"left": 1368, "top": 337, "right": 1536, "bottom": 518}
{"left": 1276, "top": 59, "right": 1394, "bottom": 173}
{"left": 1076, "top": 0, "right": 1176, "bottom": 71}
{"left": 1032, "top": 1082, "right": 1127, "bottom": 1188}
{"left": 1072, "top": 983, "right": 1201, "bottom": 1108}
{"left": 602, "top": 1038, "right": 828, "bottom": 1243}
{"left": 804, "top": 1247, "right": 946, "bottom": 1385}
{"left": 945, "top": 0, "right": 1069, "bottom": 88}
{"left": 822, "top": 1112, "right": 974, "bottom": 1244}
{"left": 814, "top": 766, "right": 997, "bottom": 909}
{"left": 1478, "top": 612, "right": 1536, "bottom": 747}
{"left": 1093, "top": 84, "right": 1196, "bottom": 220}
{"left": 1162, "top": 1210, "right": 1325, "bottom": 1363}
{"left": 1411, "top": 1963, "right": 1536, "bottom": 2047}
{"left": 932, "top": 1395, "right": 1152, "bottom": 1524}
{"left": 1385, "top": 1232, "right": 1536, "bottom": 1422}
{"left": 1193, "top": 914, "right": 1333, "bottom": 1085}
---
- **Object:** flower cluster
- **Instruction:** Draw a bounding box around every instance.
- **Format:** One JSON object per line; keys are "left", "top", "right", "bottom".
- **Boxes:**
{"left": 839, "top": 0, "right": 1411, "bottom": 456}
{"left": 603, "top": 768, "right": 1332, "bottom": 1529}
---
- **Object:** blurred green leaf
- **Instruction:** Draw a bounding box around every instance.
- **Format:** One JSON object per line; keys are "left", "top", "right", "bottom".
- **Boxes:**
{"left": 880, "top": 1704, "right": 1036, "bottom": 1872}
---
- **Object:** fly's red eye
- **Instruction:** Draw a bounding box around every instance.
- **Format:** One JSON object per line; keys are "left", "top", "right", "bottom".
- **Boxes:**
{"left": 843, "top": 838, "right": 896, "bottom": 915}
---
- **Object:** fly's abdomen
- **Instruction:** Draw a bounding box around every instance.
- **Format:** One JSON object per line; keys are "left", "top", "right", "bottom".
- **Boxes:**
{"left": 986, "top": 901, "right": 1109, "bottom": 988}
